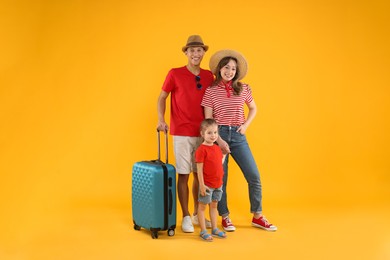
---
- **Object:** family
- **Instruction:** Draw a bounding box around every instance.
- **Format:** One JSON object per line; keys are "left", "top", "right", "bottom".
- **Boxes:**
{"left": 157, "top": 35, "right": 277, "bottom": 242}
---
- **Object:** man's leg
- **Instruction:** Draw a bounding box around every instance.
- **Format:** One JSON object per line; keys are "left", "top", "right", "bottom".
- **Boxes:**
{"left": 177, "top": 173, "right": 194, "bottom": 233}
{"left": 177, "top": 173, "right": 190, "bottom": 218}
{"left": 192, "top": 172, "right": 199, "bottom": 216}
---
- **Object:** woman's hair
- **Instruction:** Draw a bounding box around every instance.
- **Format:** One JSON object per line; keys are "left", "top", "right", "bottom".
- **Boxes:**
{"left": 212, "top": 56, "right": 243, "bottom": 95}
{"left": 200, "top": 118, "right": 218, "bottom": 133}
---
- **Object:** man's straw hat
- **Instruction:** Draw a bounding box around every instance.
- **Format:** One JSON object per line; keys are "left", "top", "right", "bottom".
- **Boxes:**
{"left": 182, "top": 35, "right": 209, "bottom": 52}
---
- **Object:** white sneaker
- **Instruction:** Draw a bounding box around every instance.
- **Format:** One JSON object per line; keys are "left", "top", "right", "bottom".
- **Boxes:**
{"left": 181, "top": 216, "right": 194, "bottom": 233}
{"left": 192, "top": 214, "right": 212, "bottom": 228}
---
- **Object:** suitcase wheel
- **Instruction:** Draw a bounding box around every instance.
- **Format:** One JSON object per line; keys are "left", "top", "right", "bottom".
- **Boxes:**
{"left": 151, "top": 231, "right": 158, "bottom": 239}
{"left": 167, "top": 229, "right": 175, "bottom": 236}
{"left": 133, "top": 223, "right": 141, "bottom": 231}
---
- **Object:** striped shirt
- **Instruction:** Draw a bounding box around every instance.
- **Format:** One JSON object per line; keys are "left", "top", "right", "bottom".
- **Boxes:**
{"left": 201, "top": 83, "right": 254, "bottom": 126}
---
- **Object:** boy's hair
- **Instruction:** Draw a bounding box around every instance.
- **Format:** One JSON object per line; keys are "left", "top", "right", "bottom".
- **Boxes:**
{"left": 200, "top": 118, "right": 218, "bottom": 132}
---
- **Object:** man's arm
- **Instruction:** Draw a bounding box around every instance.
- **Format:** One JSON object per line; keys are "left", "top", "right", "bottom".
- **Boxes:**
{"left": 157, "top": 90, "right": 169, "bottom": 131}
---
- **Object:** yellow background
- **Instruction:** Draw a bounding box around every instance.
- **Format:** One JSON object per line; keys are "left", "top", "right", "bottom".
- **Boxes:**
{"left": 1, "top": 0, "right": 389, "bottom": 259}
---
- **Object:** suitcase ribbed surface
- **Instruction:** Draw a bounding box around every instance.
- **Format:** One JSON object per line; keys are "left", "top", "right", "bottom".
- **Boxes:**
{"left": 132, "top": 162, "right": 165, "bottom": 229}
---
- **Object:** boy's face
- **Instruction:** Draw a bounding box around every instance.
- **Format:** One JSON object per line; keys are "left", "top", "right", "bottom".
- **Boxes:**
{"left": 201, "top": 124, "right": 219, "bottom": 144}
{"left": 185, "top": 47, "right": 205, "bottom": 67}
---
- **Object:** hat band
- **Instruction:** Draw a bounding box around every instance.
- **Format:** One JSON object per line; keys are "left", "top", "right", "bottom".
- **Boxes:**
{"left": 186, "top": 42, "right": 204, "bottom": 46}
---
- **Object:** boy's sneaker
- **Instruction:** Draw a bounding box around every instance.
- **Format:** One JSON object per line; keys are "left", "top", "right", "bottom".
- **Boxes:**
{"left": 192, "top": 214, "right": 212, "bottom": 228}
{"left": 251, "top": 215, "right": 277, "bottom": 231}
{"left": 222, "top": 216, "right": 236, "bottom": 232}
{"left": 182, "top": 216, "right": 194, "bottom": 233}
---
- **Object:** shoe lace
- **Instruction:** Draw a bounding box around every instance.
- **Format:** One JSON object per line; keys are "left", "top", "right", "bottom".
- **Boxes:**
{"left": 224, "top": 217, "right": 233, "bottom": 225}
{"left": 261, "top": 216, "right": 271, "bottom": 226}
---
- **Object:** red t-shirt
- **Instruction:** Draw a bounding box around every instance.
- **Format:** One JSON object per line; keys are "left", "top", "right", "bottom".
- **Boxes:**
{"left": 162, "top": 66, "right": 214, "bottom": 136}
{"left": 195, "top": 144, "right": 224, "bottom": 188}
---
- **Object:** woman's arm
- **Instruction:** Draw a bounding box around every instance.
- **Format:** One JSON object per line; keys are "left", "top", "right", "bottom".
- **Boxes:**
{"left": 204, "top": 107, "right": 213, "bottom": 119}
{"left": 238, "top": 100, "right": 257, "bottom": 135}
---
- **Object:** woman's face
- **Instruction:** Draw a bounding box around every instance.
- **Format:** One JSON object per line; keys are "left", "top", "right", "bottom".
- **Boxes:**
{"left": 219, "top": 59, "right": 237, "bottom": 82}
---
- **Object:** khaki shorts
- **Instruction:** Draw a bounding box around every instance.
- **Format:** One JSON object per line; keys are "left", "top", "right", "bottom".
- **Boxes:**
{"left": 173, "top": 136, "right": 202, "bottom": 174}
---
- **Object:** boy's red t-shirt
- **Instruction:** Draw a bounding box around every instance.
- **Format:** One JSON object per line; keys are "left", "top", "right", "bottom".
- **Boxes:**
{"left": 195, "top": 144, "right": 224, "bottom": 188}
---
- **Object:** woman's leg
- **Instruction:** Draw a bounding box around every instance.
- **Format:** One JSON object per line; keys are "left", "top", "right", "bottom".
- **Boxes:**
{"left": 217, "top": 154, "right": 230, "bottom": 217}
{"left": 229, "top": 132, "right": 262, "bottom": 214}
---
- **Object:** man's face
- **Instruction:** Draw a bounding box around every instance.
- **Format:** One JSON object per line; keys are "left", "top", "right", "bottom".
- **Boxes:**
{"left": 185, "top": 47, "right": 205, "bottom": 66}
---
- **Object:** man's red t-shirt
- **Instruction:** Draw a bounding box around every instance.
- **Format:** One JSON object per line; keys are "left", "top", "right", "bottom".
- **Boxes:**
{"left": 162, "top": 66, "right": 214, "bottom": 136}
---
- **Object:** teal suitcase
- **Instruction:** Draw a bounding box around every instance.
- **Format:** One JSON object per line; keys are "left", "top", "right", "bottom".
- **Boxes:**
{"left": 131, "top": 131, "right": 176, "bottom": 239}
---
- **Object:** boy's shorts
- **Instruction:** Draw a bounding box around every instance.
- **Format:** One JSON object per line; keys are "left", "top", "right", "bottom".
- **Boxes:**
{"left": 198, "top": 185, "right": 223, "bottom": 204}
{"left": 173, "top": 136, "right": 202, "bottom": 174}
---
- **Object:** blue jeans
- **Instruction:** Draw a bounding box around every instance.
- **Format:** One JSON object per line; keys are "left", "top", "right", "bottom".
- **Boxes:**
{"left": 217, "top": 125, "right": 262, "bottom": 217}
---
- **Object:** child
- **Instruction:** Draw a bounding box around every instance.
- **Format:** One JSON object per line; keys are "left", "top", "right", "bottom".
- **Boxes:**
{"left": 195, "top": 118, "right": 227, "bottom": 241}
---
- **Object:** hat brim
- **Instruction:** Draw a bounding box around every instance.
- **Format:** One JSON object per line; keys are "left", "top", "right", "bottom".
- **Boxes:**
{"left": 209, "top": 49, "right": 248, "bottom": 80}
{"left": 182, "top": 45, "right": 209, "bottom": 52}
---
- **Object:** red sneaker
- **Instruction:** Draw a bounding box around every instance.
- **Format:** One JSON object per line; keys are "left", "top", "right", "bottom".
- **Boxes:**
{"left": 222, "top": 216, "right": 236, "bottom": 232}
{"left": 252, "top": 216, "right": 277, "bottom": 231}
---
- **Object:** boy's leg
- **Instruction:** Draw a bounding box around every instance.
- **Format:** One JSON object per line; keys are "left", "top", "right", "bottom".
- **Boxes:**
{"left": 209, "top": 201, "right": 219, "bottom": 230}
{"left": 210, "top": 200, "right": 227, "bottom": 238}
{"left": 199, "top": 202, "right": 213, "bottom": 242}
{"left": 197, "top": 202, "right": 207, "bottom": 231}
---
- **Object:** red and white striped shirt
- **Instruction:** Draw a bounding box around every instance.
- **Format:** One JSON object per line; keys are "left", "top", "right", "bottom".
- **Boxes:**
{"left": 201, "top": 83, "right": 254, "bottom": 126}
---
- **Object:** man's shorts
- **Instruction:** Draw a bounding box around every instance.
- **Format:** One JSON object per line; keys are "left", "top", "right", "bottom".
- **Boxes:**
{"left": 198, "top": 185, "right": 223, "bottom": 204}
{"left": 173, "top": 136, "right": 202, "bottom": 174}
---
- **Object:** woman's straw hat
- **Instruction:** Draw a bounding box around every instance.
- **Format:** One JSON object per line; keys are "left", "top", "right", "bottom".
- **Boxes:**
{"left": 209, "top": 49, "right": 248, "bottom": 80}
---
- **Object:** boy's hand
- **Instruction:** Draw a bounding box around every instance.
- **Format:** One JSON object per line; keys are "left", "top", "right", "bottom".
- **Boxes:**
{"left": 199, "top": 185, "right": 207, "bottom": 196}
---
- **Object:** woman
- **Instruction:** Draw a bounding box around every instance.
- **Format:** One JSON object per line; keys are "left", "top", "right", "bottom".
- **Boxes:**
{"left": 201, "top": 49, "right": 277, "bottom": 232}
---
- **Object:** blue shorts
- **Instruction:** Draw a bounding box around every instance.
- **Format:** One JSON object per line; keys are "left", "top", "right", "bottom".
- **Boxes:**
{"left": 198, "top": 185, "right": 223, "bottom": 204}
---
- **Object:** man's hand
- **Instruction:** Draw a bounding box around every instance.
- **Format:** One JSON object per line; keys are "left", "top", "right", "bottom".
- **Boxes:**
{"left": 157, "top": 121, "right": 169, "bottom": 132}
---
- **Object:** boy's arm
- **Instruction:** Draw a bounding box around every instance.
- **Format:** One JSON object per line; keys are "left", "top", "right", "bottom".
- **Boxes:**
{"left": 196, "top": 162, "right": 206, "bottom": 196}
{"left": 222, "top": 153, "right": 227, "bottom": 164}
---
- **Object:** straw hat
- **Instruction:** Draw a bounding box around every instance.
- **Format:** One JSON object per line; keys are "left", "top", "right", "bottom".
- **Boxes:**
{"left": 209, "top": 49, "right": 248, "bottom": 80}
{"left": 182, "top": 35, "right": 209, "bottom": 52}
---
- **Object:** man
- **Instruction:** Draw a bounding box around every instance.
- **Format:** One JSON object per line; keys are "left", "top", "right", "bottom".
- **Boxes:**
{"left": 157, "top": 35, "right": 214, "bottom": 233}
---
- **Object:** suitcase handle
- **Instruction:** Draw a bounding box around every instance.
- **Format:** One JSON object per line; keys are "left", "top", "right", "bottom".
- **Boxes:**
{"left": 157, "top": 129, "right": 169, "bottom": 164}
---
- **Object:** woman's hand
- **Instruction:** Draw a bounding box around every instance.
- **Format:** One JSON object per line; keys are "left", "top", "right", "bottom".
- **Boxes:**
{"left": 218, "top": 139, "right": 231, "bottom": 154}
{"left": 237, "top": 123, "right": 248, "bottom": 135}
